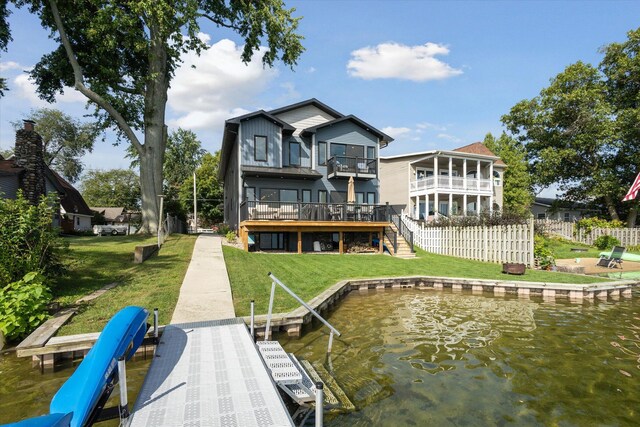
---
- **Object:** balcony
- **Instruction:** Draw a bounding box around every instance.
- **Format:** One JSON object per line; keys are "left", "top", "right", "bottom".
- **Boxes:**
{"left": 409, "top": 176, "right": 493, "bottom": 194}
{"left": 240, "top": 201, "right": 391, "bottom": 222}
{"left": 327, "top": 156, "right": 377, "bottom": 180}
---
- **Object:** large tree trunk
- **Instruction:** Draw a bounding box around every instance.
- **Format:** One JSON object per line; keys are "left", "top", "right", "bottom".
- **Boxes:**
{"left": 604, "top": 195, "right": 620, "bottom": 221}
{"left": 138, "top": 19, "right": 169, "bottom": 234}
{"left": 627, "top": 204, "right": 638, "bottom": 228}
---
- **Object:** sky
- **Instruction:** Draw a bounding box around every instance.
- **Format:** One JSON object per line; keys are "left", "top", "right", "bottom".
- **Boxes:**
{"left": 0, "top": 0, "right": 639, "bottom": 196}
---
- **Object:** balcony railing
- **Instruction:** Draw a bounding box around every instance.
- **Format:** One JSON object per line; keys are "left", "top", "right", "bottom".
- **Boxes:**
{"left": 240, "top": 200, "right": 390, "bottom": 222}
{"left": 410, "top": 176, "right": 493, "bottom": 193}
{"left": 327, "top": 156, "right": 377, "bottom": 179}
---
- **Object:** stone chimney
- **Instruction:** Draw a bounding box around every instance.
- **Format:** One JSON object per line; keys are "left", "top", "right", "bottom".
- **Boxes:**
{"left": 14, "top": 120, "right": 46, "bottom": 205}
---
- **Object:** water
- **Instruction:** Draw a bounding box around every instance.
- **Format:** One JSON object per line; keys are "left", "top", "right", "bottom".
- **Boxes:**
{"left": 281, "top": 289, "right": 640, "bottom": 426}
{"left": 0, "top": 352, "right": 151, "bottom": 425}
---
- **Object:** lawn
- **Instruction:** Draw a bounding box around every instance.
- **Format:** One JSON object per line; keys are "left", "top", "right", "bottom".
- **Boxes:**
{"left": 545, "top": 237, "right": 603, "bottom": 259}
{"left": 55, "top": 234, "right": 197, "bottom": 335}
{"left": 223, "top": 246, "right": 607, "bottom": 316}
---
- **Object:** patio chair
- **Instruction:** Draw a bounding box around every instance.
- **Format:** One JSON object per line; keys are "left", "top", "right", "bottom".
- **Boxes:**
{"left": 596, "top": 245, "right": 625, "bottom": 268}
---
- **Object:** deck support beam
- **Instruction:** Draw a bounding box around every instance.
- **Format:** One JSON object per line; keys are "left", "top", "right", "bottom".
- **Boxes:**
{"left": 297, "top": 231, "right": 302, "bottom": 254}
{"left": 339, "top": 231, "right": 344, "bottom": 254}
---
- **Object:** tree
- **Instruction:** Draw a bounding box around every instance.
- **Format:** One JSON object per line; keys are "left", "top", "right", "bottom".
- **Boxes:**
{"left": 80, "top": 169, "right": 141, "bottom": 210}
{"left": 0, "top": 1, "right": 11, "bottom": 97}
{"left": 12, "top": 108, "right": 97, "bottom": 182}
{"left": 164, "top": 129, "right": 206, "bottom": 189}
{"left": 179, "top": 151, "right": 223, "bottom": 226}
{"left": 14, "top": 0, "right": 304, "bottom": 233}
{"left": 483, "top": 132, "right": 533, "bottom": 216}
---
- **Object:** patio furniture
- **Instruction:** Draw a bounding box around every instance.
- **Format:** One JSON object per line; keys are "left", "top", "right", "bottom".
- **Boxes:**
{"left": 596, "top": 246, "right": 626, "bottom": 268}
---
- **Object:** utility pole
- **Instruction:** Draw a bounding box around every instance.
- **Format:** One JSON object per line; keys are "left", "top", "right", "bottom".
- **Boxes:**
{"left": 157, "top": 194, "right": 165, "bottom": 247}
{"left": 193, "top": 172, "right": 198, "bottom": 234}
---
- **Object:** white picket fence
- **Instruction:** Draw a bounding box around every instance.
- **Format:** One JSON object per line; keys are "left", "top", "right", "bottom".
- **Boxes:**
{"left": 401, "top": 213, "right": 535, "bottom": 266}
{"left": 536, "top": 220, "right": 640, "bottom": 247}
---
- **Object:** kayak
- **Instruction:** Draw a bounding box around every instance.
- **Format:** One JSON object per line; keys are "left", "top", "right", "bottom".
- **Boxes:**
{"left": 598, "top": 251, "right": 640, "bottom": 262}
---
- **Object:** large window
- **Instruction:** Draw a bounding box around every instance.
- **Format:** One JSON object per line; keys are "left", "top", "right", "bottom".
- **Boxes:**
{"left": 331, "top": 191, "right": 347, "bottom": 203}
{"left": 356, "top": 192, "right": 365, "bottom": 204}
{"left": 330, "top": 143, "right": 365, "bottom": 159}
{"left": 318, "top": 190, "right": 327, "bottom": 203}
{"left": 260, "top": 188, "right": 278, "bottom": 202}
{"left": 318, "top": 142, "right": 327, "bottom": 165}
{"left": 246, "top": 187, "right": 256, "bottom": 201}
{"left": 367, "top": 192, "right": 376, "bottom": 205}
{"left": 280, "top": 189, "right": 298, "bottom": 202}
{"left": 367, "top": 146, "right": 375, "bottom": 160}
{"left": 254, "top": 135, "right": 267, "bottom": 161}
{"left": 302, "top": 189, "right": 312, "bottom": 203}
{"left": 289, "top": 141, "right": 300, "bottom": 166}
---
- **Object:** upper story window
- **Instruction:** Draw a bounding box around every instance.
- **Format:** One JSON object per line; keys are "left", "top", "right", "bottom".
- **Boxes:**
{"left": 254, "top": 135, "right": 267, "bottom": 162}
{"left": 367, "top": 146, "right": 375, "bottom": 160}
{"left": 330, "top": 143, "right": 364, "bottom": 159}
{"left": 493, "top": 170, "right": 501, "bottom": 186}
{"left": 289, "top": 141, "right": 300, "bottom": 166}
{"left": 318, "top": 142, "right": 327, "bottom": 165}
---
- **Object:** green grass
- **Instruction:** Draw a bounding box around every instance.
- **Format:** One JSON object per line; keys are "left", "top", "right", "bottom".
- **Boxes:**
{"left": 55, "top": 234, "right": 197, "bottom": 335}
{"left": 223, "top": 246, "right": 607, "bottom": 316}
{"left": 545, "top": 237, "right": 603, "bottom": 259}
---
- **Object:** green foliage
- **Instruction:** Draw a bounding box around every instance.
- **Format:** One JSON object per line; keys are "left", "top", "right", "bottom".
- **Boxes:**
{"left": 217, "top": 223, "right": 232, "bottom": 236}
{"left": 483, "top": 132, "right": 534, "bottom": 215}
{"left": 225, "top": 231, "right": 237, "bottom": 243}
{"left": 430, "top": 210, "right": 530, "bottom": 227}
{"left": 80, "top": 169, "right": 141, "bottom": 210}
{"left": 179, "top": 152, "right": 223, "bottom": 226}
{"left": 593, "top": 235, "right": 621, "bottom": 250}
{"left": 575, "top": 217, "right": 624, "bottom": 235}
{"left": 12, "top": 108, "right": 98, "bottom": 183}
{"left": 534, "top": 235, "right": 556, "bottom": 270}
{"left": 0, "top": 192, "right": 66, "bottom": 284}
{"left": 0, "top": 272, "right": 51, "bottom": 341}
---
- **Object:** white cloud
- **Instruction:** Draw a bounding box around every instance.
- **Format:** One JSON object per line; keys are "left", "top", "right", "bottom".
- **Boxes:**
{"left": 13, "top": 73, "right": 86, "bottom": 106}
{"left": 306, "top": 66, "right": 316, "bottom": 73}
{"left": 0, "top": 61, "right": 22, "bottom": 71}
{"left": 347, "top": 42, "right": 463, "bottom": 82}
{"left": 168, "top": 38, "right": 279, "bottom": 132}
{"left": 437, "top": 133, "right": 462, "bottom": 143}
{"left": 416, "top": 121, "right": 447, "bottom": 132}
{"left": 382, "top": 126, "right": 411, "bottom": 139}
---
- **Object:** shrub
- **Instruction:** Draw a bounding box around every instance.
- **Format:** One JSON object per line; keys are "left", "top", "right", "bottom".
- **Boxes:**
{"left": 575, "top": 217, "right": 625, "bottom": 235}
{"left": 0, "top": 272, "right": 51, "bottom": 341}
{"left": 226, "top": 231, "right": 237, "bottom": 243}
{"left": 593, "top": 235, "right": 621, "bottom": 250}
{"left": 430, "top": 210, "right": 530, "bottom": 227}
{"left": 0, "top": 192, "right": 67, "bottom": 284}
{"left": 217, "top": 223, "right": 232, "bottom": 236}
{"left": 534, "top": 235, "right": 555, "bottom": 270}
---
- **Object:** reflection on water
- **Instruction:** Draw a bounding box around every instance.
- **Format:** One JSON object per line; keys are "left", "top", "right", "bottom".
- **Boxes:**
{"left": 280, "top": 288, "right": 640, "bottom": 426}
{"left": 0, "top": 353, "right": 150, "bottom": 425}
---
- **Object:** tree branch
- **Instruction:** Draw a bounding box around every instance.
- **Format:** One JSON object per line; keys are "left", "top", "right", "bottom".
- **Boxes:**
{"left": 199, "top": 13, "right": 243, "bottom": 31}
{"left": 48, "top": 0, "right": 144, "bottom": 154}
{"left": 114, "top": 83, "right": 142, "bottom": 95}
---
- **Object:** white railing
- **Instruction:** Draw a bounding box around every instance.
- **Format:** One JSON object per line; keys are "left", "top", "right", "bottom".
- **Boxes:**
{"left": 402, "top": 212, "right": 535, "bottom": 266}
{"left": 410, "top": 177, "right": 493, "bottom": 193}
{"left": 537, "top": 220, "right": 640, "bottom": 247}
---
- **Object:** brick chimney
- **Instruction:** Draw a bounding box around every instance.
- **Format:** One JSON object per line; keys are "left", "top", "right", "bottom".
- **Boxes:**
{"left": 14, "top": 120, "right": 46, "bottom": 205}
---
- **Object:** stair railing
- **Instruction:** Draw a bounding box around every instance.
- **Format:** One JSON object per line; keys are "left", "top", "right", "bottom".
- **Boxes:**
{"left": 265, "top": 273, "right": 342, "bottom": 354}
{"left": 386, "top": 204, "right": 415, "bottom": 253}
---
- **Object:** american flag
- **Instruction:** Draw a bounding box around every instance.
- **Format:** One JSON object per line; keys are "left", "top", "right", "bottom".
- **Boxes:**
{"left": 623, "top": 172, "right": 640, "bottom": 202}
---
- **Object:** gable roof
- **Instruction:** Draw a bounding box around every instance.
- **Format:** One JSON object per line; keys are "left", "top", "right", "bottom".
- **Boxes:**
{"left": 268, "top": 98, "right": 344, "bottom": 119}
{"left": 301, "top": 115, "right": 393, "bottom": 144}
{"left": 225, "top": 110, "right": 295, "bottom": 132}
{"left": 0, "top": 159, "right": 23, "bottom": 176}
{"left": 90, "top": 207, "right": 125, "bottom": 221}
{"left": 453, "top": 142, "right": 506, "bottom": 166}
{"left": 49, "top": 170, "right": 93, "bottom": 216}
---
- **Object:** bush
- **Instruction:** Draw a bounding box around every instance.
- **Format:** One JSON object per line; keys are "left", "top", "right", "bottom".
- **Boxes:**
{"left": 0, "top": 272, "right": 51, "bottom": 341}
{"left": 575, "top": 217, "right": 625, "bottom": 235}
{"left": 226, "top": 231, "right": 237, "bottom": 243}
{"left": 593, "top": 235, "right": 621, "bottom": 250}
{"left": 217, "top": 223, "right": 232, "bottom": 235}
{"left": 0, "top": 192, "right": 67, "bottom": 284}
{"left": 534, "top": 235, "right": 555, "bottom": 270}
{"left": 430, "top": 210, "right": 530, "bottom": 227}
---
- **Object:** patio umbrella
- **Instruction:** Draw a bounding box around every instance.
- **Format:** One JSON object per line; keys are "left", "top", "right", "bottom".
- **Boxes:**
{"left": 347, "top": 176, "right": 356, "bottom": 203}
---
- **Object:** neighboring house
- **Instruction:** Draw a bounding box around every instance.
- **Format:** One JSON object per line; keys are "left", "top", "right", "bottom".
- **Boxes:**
{"left": 531, "top": 197, "right": 590, "bottom": 221}
{"left": 0, "top": 120, "right": 93, "bottom": 232}
{"left": 379, "top": 142, "right": 506, "bottom": 219}
{"left": 219, "top": 98, "right": 397, "bottom": 253}
{"left": 90, "top": 207, "right": 140, "bottom": 233}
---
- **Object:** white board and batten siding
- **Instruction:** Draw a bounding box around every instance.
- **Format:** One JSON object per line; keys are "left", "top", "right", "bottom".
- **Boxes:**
{"left": 402, "top": 212, "right": 535, "bottom": 267}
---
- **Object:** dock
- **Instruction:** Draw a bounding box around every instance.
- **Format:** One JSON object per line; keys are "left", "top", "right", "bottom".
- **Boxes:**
{"left": 127, "top": 318, "right": 294, "bottom": 427}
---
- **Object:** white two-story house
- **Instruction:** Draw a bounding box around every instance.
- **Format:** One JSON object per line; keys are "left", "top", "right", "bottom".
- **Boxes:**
{"left": 379, "top": 142, "right": 506, "bottom": 220}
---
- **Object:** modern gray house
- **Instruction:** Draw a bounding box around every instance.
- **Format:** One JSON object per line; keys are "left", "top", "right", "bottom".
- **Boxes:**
{"left": 218, "top": 99, "right": 412, "bottom": 254}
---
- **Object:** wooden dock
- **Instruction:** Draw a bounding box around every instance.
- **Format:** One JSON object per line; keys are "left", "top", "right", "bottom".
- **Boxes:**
{"left": 127, "top": 318, "right": 293, "bottom": 427}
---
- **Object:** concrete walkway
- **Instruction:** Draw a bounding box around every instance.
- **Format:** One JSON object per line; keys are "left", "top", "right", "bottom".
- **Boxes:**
{"left": 170, "top": 234, "right": 236, "bottom": 324}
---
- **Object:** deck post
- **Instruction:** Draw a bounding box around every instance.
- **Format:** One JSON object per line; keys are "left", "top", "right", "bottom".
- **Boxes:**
{"left": 380, "top": 228, "right": 384, "bottom": 254}
{"left": 153, "top": 308, "right": 159, "bottom": 344}
{"left": 250, "top": 300, "right": 255, "bottom": 341}
{"left": 298, "top": 231, "right": 302, "bottom": 254}
{"left": 315, "top": 382, "right": 324, "bottom": 427}
{"left": 118, "top": 357, "right": 130, "bottom": 420}
{"left": 339, "top": 231, "right": 343, "bottom": 254}
{"left": 265, "top": 282, "right": 276, "bottom": 340}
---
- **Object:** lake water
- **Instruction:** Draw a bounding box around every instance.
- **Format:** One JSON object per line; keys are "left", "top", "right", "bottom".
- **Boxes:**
{"left": 280, "top": 288, "right": 640, "bottom": 426}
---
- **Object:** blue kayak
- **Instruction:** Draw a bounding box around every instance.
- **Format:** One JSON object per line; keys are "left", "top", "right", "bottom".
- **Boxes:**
{"left": 2, "top": 306, "right": 149, "bottom": 427}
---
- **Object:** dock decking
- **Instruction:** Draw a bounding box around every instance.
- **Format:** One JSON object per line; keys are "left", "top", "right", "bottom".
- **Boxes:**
{"left": 128, "top": 318, "right": 293, "bottom": 427}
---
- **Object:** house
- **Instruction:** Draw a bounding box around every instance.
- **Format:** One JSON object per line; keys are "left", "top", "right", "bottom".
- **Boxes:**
{"left": 218, "top": 98, "right": 402, "bottom": 253}
{"left": 379, "top": 142, "right": 506, "bottom": 219}
{"left": 0, "top": 120, "right": 93, "bottom": 232}
{"left": 531, "top": 197, "right": 590, "bottom": 221}
{"left": 90, "top": 206, "right": 140, "bottom": 233}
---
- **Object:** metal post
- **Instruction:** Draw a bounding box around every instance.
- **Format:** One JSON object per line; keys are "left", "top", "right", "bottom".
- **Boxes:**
{"left": 315, "top": 382, "right": 324, "bottom": 427}
{"left": 327, "top": 331, "right": 334, "bottom": 354}
{"left": 250, "top": 300, "right": 255, "bottom": 341}
{"left": 193, "top": 172, "right": 197, "bottom": 233}
{"left": 157, "top": 194, "right": 165, "bottom": 247}
{"left": 264, "top": 282, "right": 276, "bottom": 341}
{"left": 118, "top": 357, "right": 130, "bottom": 420}
{"left": 153, "top": 308, "right": 159, "bottom": 344}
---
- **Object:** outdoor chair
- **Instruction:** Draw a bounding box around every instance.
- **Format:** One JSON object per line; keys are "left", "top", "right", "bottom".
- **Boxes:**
{"left": 596, "top": 245, "right": 625, "bottom": 268}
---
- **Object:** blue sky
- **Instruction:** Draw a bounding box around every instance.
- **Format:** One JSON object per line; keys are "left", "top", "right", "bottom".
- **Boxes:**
{"left": 1, "top": 0, "right": 639, "bottom": 193}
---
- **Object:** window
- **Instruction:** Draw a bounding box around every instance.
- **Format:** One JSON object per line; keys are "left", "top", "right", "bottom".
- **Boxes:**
{"left": 302, "top": 190, "right": 312, "bottom": 203}
{"left": 356, "top": 192, "right": 365, "bottom": 204}
{"left": 246, "top": 187, "right": 256, "bottom": 201}
{"left": 76, "top": 216, "right": 80, "bottom": 225}
{"left": 537, "top": 213, "right": 546, "bottom": 220}
{"left": 280, "top": 189, "right": 298, "bottom": 202}
{"left": 289, "top": 141, "right": 300, "bottom": 166}
{"left": 493, "top": 170, "right": 501, "bottom": 186}
{"left": 367, "top": 192, "right": 376, "bottom": 204}
{"left": 564, "top": 212, "right": 571, "bottom": 222}
{"left": 331, "top": 191, "right": 347, "bottom": 203}
{"left": 367, "top": 146, "right": 375, "bottom": 160}
{"left": 259, "top": 233, "right": 284, "bottom": 250}
{"left": 416, "top": 168, "right": 433, "bottom": 180}
{"left": 318, "top": 190, "right": 327, "bottom": 203}
{"left": 254, "top": 135, "right": 267, "bottom": 161}
{"left": 330, "top": 143, "right": 346, "bottom": 158}
{"left": 260, "top": 188, "right": 278, "bottom": 202}
{"left": 318, "top": 142, "right": 327, "bottom": 165}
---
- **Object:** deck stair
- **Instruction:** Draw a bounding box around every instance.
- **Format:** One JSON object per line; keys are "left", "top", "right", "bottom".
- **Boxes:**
{"left": 386, "top": 223, "right": 416, "bottom": 258}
